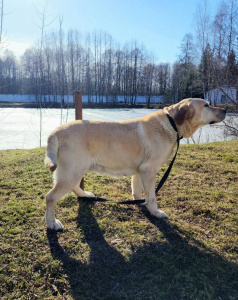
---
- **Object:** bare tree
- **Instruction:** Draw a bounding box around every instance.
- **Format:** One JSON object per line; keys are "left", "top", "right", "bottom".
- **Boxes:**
{"left": 143, "top": 61, "right": 155, "bottom": 108}
{"left": 156, "top": 63, "right": 170, "bottom": 95}
{"left": 0, "top": 0, "right": 4, "bottom": 49}
{"left": 195, "top": 0, "right": 211, "bottom": 55}
{"left": 114, "top": 46, "right": 123, "bottom": 101}
{"left": 103, "top": 33, "right": 114, "bottom": 103}
{"left": 212, "top": 1, "right": 229, "bottom": 61}
{"left": 34, "top": 2, "right": 55, "bottom": 146}
{"left": 58, "top": 16, "right": 67, "bottom": 110}
{"left": 227, "top": 0, "right": 238, "bottom": 56}
{"left": 84, "top": 33, "right": 93, "bottom": 102}
{"left": 172, "top": 34, "right": 200, "bottom": 100}
{"left": 0, "top": 0, "right": 7, "bottom": 51}
{"left": 0, "top": 50, "right": 17, "bottom": 93}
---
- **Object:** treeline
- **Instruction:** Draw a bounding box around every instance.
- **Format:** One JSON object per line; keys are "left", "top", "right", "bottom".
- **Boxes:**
{"left": 0, "top": 0, "right": 238, "bottom": 106}
{"left": 0, "top": 31, "right": 171, "bottom": 106}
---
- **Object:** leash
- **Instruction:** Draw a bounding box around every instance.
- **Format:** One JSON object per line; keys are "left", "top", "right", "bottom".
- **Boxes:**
{"left": 78, "top": 113, "right": 182, "bottom": 206}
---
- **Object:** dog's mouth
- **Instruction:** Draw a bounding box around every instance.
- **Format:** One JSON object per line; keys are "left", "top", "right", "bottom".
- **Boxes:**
{"left": 209, "top": 110, "right": 226, "bottom": 125}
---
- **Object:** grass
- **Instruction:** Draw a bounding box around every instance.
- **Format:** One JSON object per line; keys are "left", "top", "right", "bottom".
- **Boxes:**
{"left": 0, "top": 140, "right": 238, "bottom": 299}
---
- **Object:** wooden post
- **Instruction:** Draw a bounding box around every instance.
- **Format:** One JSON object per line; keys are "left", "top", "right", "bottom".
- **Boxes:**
{"left": 74, "top": 90, "right": 84, "bottom": 190}
{"left": 75, "top": 90, "right": 83, "bottom": 120}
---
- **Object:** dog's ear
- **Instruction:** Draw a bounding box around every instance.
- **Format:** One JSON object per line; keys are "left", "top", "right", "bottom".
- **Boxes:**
{"left": 174, "top": 102, "right": 194, "bottom": 126}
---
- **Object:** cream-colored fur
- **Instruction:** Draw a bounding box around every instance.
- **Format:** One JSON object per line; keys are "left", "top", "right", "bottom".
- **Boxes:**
{"left": 44, "top": 98, "right": 226, "bottom": 230}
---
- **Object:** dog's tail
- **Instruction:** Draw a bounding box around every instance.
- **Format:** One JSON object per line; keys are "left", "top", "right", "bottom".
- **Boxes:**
{"left": 44, "top": 133, "right": 58, "bottom": 172}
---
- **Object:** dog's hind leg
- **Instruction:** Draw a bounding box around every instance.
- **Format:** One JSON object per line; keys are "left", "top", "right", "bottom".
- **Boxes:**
{"left": 46, "top": 182, "right": 70, "bottom": 230}
{"left": 72, "top": 183, "right": 95, "bottom": 198}
{"left": 46, "top": 172, "right": 85, "bottom": 231}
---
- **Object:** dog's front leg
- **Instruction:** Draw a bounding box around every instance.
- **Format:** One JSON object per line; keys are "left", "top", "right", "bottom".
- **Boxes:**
{"left": 140, "top": 172, "right": 167, "bottom": 218}
{"left": 131, "top": 174, "right": 146, "bottom": 206}
{"left": 131, "top": 174, "right": 143, "bottom": 199}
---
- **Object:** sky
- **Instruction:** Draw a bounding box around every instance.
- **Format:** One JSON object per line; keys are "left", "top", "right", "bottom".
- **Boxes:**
{"left": 3, "top": 0, "right": 221, "bottom": 63}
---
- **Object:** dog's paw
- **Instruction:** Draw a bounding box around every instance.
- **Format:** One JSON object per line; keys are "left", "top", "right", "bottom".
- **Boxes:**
{"left": 47, "top": 219, "right": 64, "bottom": 231}
{"left": 151, "top": 209, "right": 168, "bottom": 219}
{"left": 84, "top": 191, "right": 95, "bottom": 197}
{"left": 139, "top": 201, "right": 147, "bottom": 206}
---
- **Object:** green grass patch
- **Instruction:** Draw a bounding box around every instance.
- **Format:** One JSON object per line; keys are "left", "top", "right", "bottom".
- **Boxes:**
{"left": 0, "top": 141, "right": 238, "bottom": 299}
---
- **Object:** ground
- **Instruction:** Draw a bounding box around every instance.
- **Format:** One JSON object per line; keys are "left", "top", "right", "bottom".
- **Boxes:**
{"left": 0, "top": 141, "right": 237, "bottom": 299}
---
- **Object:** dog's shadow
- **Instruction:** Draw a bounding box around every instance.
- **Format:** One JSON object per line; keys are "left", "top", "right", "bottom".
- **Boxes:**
{"left": 47, "top": 203, "right": 238, "bottom": 299}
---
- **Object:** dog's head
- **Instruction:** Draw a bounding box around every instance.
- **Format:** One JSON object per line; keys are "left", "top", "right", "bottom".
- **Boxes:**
{"left": 165, "top": 98, "right": 226, "bottom": 138}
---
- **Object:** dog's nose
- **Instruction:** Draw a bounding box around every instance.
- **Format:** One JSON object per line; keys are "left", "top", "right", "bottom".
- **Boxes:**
{"left": 220, "top": 108, "right": 227, "bottom": 120}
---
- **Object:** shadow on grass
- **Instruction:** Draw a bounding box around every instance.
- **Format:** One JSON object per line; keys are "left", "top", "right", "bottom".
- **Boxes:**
{"left": 47, "top": 203, "right": 238, "bottom": 299}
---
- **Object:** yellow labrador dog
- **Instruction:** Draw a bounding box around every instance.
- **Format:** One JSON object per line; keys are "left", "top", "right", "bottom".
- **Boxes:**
{"left": 45, "top": 98, "right": 226, "bottom": 230}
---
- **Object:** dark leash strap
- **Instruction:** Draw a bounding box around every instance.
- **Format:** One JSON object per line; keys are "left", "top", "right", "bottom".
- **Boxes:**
{"left": 155, "top": 114, "right": 181, "bottom": 195}
{"left": 78, "top": 196, "right": 146, "bottom": 205}
{"left": 78, "top": 113, "right": 182, "bottom": 206}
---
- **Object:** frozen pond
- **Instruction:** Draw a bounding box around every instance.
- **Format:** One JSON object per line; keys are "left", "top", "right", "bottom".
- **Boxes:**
{"left": 0, "top": 108, "right": 236, "bottom": 150}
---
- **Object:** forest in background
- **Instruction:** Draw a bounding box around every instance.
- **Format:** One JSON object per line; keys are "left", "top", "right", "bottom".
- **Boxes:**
{"left": 0, "top": 0, "right": 238, "bottom": 107}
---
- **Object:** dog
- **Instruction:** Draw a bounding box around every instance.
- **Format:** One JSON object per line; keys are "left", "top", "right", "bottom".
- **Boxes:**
{"left": 44, "top": 98, "right": 226, "bottom": 230}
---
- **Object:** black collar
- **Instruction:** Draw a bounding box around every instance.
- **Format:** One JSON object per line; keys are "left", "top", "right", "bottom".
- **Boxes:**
{"left": 165, "top": 113, "right": 183, "bottom": 140}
